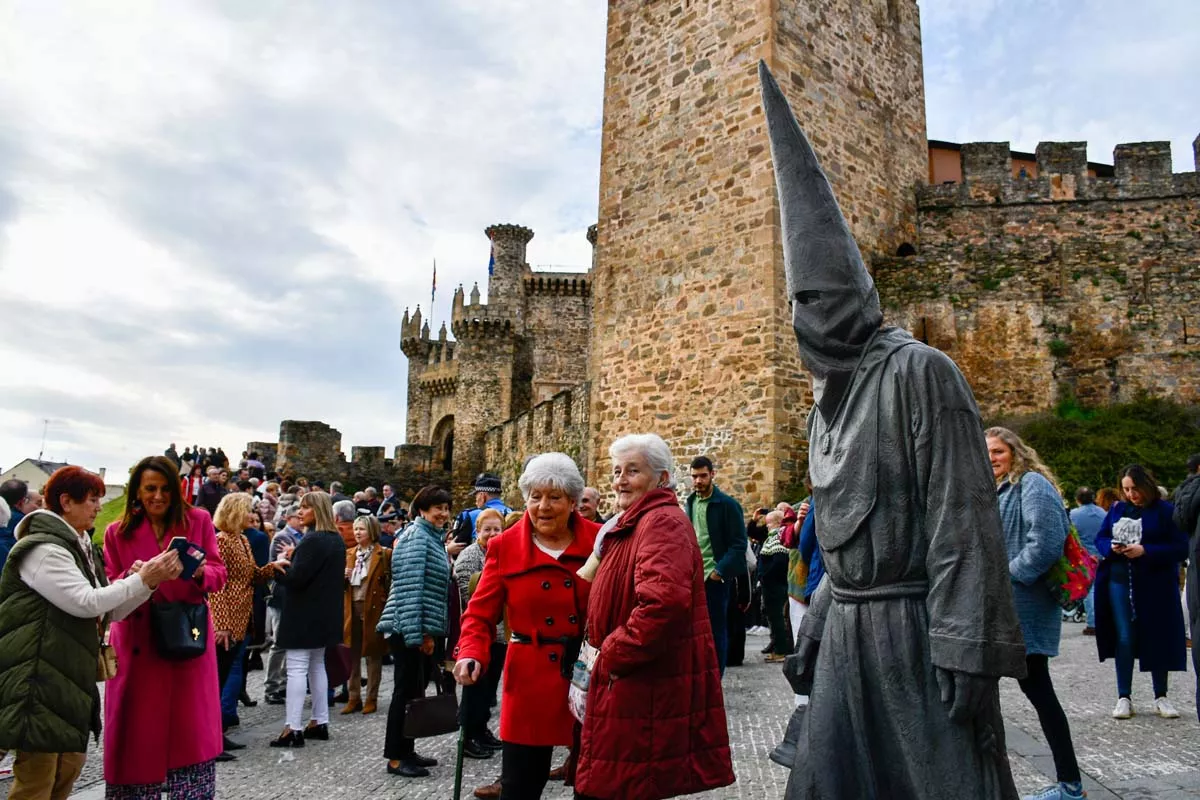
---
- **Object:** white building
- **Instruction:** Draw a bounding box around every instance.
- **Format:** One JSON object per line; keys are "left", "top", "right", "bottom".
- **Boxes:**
{"left": 0, "top": 458, "right": 125, "bottom": 502}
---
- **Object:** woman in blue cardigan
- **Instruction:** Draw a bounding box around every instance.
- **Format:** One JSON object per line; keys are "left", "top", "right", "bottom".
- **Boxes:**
{"left": 1094, "top": 464, "right": 1189, "bottom": 720}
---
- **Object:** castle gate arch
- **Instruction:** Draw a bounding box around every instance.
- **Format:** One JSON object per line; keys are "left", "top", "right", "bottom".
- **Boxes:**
{"left": 432, "top": 415, "right": 455, "bottom": 474}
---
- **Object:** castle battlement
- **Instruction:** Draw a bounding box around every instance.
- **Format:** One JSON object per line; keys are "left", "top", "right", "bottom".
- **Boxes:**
{"left": 525, "top": 272, "right": 591, "bottom": 297}
{"left": 451, "top": 298, "right": 518, "bottom": 340}
{"left": 252, "top": 420, "right": 446, "bottom": 495}
{"left": 919, "top": 137, "right": 1200, "bottom": 208}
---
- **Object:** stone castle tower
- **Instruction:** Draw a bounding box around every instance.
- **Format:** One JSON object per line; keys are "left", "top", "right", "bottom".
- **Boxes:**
{"left": 402, "top": 224, "right": 594, "bottom": 497}
{"left": 588, "top": 0, "right": 928, "bottom": 497}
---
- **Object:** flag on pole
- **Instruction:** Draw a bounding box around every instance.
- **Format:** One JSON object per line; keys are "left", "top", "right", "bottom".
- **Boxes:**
{"left": 431, "top": 259, "right": 437, "bottom": 311}
{"left": 488, "top": 241, "right": 495, "bottom": 276}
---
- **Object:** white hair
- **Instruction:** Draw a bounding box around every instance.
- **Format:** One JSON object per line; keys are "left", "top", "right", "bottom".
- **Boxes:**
{"left": 609, "top": 434, "right": 676, "bottom": 489}
{"left": 518, "top": 453, "right": 585, "bottom": 503}
{"left": 332, "top": 499, "right": 357, "bottom": 523}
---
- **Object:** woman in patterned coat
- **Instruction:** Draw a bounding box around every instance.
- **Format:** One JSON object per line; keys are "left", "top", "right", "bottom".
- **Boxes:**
{"left": 209, "top": 492, "right": 281, "bottom": 753}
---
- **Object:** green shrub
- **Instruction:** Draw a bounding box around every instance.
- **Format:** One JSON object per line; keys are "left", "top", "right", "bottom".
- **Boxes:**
{"left": 992, "top": 395, "right": 1200, "bottom": 494}
{"left": 1047, "top": 339, "right": 1071, "bottom": 358}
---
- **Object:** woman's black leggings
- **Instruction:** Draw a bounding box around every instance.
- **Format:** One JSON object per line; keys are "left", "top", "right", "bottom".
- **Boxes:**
{"left": 1018, "top": 654, "right": 1080, "bottom": 784}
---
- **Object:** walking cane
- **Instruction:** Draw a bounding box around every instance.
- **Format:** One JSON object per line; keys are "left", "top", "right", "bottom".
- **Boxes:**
{"left": 451, "top": 660, "right": 468, "bottom": 800}
{"left": 452, "top": 717, "right": 467, "bottom": 800}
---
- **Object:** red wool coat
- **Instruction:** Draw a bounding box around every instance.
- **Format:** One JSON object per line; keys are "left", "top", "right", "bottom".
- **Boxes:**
{"left": 102, "top": 507, "right": 228, "bottom": 785}
{"left": 455, "top": 511, "right": 599, "bottom": 746}
{"left": 574, "top": 489, "right": 735, "bottom": 800}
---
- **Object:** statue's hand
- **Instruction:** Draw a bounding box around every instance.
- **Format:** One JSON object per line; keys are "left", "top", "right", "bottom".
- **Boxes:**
{"left": 935, "top": 667, "right": 996, "bottom": 724}
{"left": 783, "top": 634, "right": 819, "bottom": 695}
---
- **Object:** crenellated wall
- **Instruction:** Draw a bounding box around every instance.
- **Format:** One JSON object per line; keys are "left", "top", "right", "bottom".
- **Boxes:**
{"left": 876, "top": 138, "right": 1200, "bottom": 417}
{"left": 482, "top": 384, "right": 592, "bottom": 511}
{"left": 252, "top": 421, "right": 447, "bottom": 496}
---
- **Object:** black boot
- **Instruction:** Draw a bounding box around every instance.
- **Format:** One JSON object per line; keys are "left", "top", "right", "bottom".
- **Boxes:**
{"left": 239, "top": 689, "right": 257, "bottom": 707}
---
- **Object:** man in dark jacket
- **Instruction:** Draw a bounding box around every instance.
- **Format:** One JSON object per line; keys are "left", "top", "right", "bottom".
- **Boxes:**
{"left": 1174, "top": 453, "right": 1200, "bottom": 722}
{"left": 685, "top": 456, "right": 748, "bottom": 676}
{"left": 0, "top": 479, "right": 36, "bottom": 575}
{"left": 197, "top": 467, "right": 228, "bottom": 517}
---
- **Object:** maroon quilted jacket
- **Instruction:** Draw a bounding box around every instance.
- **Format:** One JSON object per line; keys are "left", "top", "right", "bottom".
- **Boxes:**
{"left": 574, "top": 488, "right": 735, "bottom": 800}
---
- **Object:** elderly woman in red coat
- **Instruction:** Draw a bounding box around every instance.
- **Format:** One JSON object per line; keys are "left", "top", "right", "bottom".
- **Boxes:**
{"left": 454, "top": 452, "right": 600, "bottom": 799}
{"left": 574, "top": 434, "right": 735, "bottom": 800}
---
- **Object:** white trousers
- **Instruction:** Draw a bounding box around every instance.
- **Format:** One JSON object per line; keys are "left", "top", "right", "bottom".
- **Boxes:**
{"left": 285, "top": 647, "right": 329, "bottom": 731}
{"left": 788, "top": 598, "right": 810, "bottom": 708}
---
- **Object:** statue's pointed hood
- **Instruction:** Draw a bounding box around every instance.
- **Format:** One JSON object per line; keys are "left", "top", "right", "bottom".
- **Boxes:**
{"left": 759, "top": 60, "right": 882, "bottom": 388}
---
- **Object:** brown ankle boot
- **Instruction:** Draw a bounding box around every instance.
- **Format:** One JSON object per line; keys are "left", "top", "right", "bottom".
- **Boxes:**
{"left": 362, "top": 699, "right": 378, "bottom": 714}
{"left": 340, "top": 698, "right": 363, "bottom": 714}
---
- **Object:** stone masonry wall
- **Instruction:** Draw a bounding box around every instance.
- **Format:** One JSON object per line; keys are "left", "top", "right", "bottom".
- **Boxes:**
{"left": 526, "top": 273, "right": 592, "bottom": 404}
{"left": 590, "top": 0, "right": 928, "bottom": 508}
{"left": 875, "top": 140, "right": 1200, "bottom": 417}
{"left": 483, "top": 384, "right": 592, "bottom": 511}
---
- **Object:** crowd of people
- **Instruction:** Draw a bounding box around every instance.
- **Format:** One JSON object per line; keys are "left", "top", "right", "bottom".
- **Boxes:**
{"left": 0, "top": 436, "right": 1198, "bottom": 800}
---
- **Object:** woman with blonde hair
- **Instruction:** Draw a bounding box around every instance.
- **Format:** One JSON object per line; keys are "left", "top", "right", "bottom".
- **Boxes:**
{"left": 270, "top": 490, "right": 347, "bottom": 748}
{"left": 985, "top": 427, "right": 1083, "bottom": 800}
{"left": 342, "top": 514, "right": 391, "bottom": 715}
{"left": 210, "top": 493, "right": 282, "bottom": 759}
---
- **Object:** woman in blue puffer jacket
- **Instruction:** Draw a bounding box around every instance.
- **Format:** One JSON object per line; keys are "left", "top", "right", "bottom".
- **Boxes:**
{"left": 376, "top": 485, "right": 452, "bottom": 779}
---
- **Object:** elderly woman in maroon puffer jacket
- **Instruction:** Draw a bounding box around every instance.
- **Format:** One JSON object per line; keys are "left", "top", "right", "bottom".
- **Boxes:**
{"left": 574, "top": 434, "right": 734, "bottom": 800}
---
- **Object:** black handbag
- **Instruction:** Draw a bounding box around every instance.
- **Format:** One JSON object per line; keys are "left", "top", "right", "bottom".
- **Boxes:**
{"left": 403, "top": 666, "right": 459, "bottom": 738}
{"left": 149, "top": 601, "right": 209, "bottom": 661}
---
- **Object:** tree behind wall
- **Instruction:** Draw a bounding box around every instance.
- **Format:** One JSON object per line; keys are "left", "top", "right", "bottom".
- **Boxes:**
{"left": 995, "top": 396, "right": 1200, "bottom": 497}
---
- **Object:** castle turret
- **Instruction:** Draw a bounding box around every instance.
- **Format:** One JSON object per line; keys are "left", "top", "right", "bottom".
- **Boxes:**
{"left": 470, "top": 282, "right": 481, "bottom": 305}
{"left": 484, "top": 223, "right": 534, "bottom": 317}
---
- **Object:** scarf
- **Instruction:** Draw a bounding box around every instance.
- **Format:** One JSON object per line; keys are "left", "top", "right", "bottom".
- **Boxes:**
{"left": 350, "top": 545, "right": 372, "bottom": 586}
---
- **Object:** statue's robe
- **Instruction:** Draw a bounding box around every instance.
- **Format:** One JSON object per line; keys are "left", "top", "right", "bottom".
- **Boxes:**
{"left": 787, "top": 327, "right": 1027, "bottom": 800}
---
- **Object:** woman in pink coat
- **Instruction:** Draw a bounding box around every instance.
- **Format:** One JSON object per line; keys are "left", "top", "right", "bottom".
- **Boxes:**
{"left": 103, "top": 456, "right": 228, "bottom": 799}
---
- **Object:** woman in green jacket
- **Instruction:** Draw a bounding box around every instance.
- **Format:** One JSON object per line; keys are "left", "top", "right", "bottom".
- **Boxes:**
{"left": 0, "top": 466, "right": 179, "bottom": 800}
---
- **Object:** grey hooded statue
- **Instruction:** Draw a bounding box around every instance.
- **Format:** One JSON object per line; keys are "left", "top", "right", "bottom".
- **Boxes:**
{"left": 759, "top": 61, "right": 1028, "bottom": 800}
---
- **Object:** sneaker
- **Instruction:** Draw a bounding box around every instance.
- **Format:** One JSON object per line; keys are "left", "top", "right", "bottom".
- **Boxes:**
{"left": 1082, "top": 627, "right": 1096, "bottom": 636}
{"left": 1022, "top": 782, "right": 1085, "bottom": 800}
{"left": 765, "top": 653, "right": 787, "bottom": 663}
{"left": 1154, "top": 697, "right": 1180, "bottom": 718}
{"left": 1112, "top": 697, "right": 1134, "bottom": 719}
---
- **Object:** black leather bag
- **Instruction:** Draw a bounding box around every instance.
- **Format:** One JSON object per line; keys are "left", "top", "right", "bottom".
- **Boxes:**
{"left": 403, "top": 667, "right": 459, "bottom": 738}
{"left": 149, "top": 601, "right": 209, "bottom": 661}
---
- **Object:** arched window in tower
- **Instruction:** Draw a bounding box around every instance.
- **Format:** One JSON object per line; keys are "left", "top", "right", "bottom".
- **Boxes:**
{"left": 432, "top": 416, "right": 455, "bottom": 474}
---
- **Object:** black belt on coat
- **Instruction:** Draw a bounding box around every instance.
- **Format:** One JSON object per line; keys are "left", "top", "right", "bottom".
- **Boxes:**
{"left": 510, "top": 631, "right": 583, "bottom": 679}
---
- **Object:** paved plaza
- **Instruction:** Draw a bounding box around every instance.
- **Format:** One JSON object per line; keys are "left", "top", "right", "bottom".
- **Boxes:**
{"left": 48, "top": 626, "right": 1200, "bottom": 799}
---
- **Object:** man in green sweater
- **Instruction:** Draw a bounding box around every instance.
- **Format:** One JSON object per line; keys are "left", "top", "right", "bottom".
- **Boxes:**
{"left": 685, "top": 456, "right": 748, "bottom": 676}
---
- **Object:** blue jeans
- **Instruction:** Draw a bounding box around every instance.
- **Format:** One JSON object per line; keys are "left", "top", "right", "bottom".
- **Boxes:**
{"left": 1084, "top": 584, "right": 1095, "bottom": 628}
{"left": 705, "top": 579, "right": 730, "bottom": 677}
{"left": 1108, "top": 570, "right": 1168, "bottom": 698}
{"left": 220, "top": 639, "right": 247, "bottom": 725}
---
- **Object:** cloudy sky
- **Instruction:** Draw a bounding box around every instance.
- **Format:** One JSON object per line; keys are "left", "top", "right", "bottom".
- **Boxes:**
{"left": 1, "top": 0, "right": 1196, "bottom": 479}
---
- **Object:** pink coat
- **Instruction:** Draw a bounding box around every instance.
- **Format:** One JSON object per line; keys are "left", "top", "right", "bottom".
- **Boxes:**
{"left": 102, "top": 506, "right": 228, "bottom": 785}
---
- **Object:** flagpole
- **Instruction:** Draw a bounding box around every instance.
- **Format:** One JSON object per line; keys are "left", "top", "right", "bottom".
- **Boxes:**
{"left": 431, "top": 258, "right": 437, "bottom": 329}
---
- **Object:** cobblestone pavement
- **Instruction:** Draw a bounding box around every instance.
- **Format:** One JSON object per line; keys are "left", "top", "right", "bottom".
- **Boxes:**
{"left": 55, "top": 626, "right": 1198, "bottom": 799}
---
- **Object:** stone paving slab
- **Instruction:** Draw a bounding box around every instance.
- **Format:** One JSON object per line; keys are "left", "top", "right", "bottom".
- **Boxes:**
{"left": 55, "top": 626, "right": 1198, "bottom": 799}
